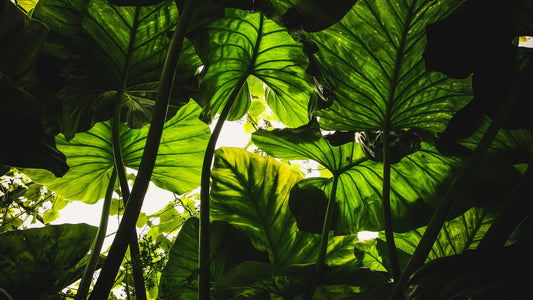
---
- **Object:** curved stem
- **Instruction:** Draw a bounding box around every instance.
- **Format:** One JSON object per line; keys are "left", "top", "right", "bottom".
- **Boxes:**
{"left": 76, "top": 169, "right": 117, "bottom": 300}
{"left": 382, "top": 129, "right": 401, "bottom": 282}
{"left": 111, "top": 104, "right": 147, "bottom": 300}
{"left": 303, "top": 175, "right": 339, "bottom": 299}
{"left": 388, "top": 71, "right": 524, "bottom": 300}
{"left": 89, "top": 1, "right": 194, "bottom": 297}
{"left": 198, "top": 74, "right": 250, "bottom": 300}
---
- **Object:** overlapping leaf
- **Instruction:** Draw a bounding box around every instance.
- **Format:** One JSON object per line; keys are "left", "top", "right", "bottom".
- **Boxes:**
{"left": 33, "top": 0, "right": 201, "bottom": 138}
{"left": 190, "top": 9, "right": 313, "bottom": 127}
{"left": 355, "top": 207, "right": 494, "bottom": 275}
{"left": 309, "top": 0, "right": 472, "bottom": 132}
{"left": 252, "top": 126, "right": 461, "bottom": 234}
{"left": 210, "top": 147, "right": 358, "bottom": 266}
{"left": 158, "top": 217, "right": 269, "bottom": 299}
{"left": 23, "top": 101, "right": 210, "bottom": 204}
{"left": 0, "top": 224, "right": 97, "bottom": 299}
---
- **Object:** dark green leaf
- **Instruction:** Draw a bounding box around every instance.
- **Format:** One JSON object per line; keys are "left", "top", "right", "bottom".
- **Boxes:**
{"left": 213, "top": 261, "right": 390, "bottom": 299}
{"left": 406, "top": 242, "right": 533, "bottom": 300}
{"left": 0, "top": 224, "right": 97, "bottom": 299}
{"left": 23, "top": 101, "right": 210, "bottom": 203}
{"left": 33, "top": 0, "right": 201, "bottom": 138}
{"left": 210, "top": 147, "right": 359, "bottom": 265}
{"left": 158, "top": 217, "right": 269, "bottom": 299}
{"left": 0, "top": 0, "right": 47, "bottom": 87}
{"left": 190, "top": 9, "right": 313, "bottom": 127}
{"left": 309, "top": 0, "right": 472, "bottom": 133}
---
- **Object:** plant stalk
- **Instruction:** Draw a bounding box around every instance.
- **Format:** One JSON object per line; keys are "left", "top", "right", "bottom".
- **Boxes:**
{"left": 111, "top": 103, "right": 147, "bottom": 300}
{"left": 89, "top": 1, "right": 193, "bottom": 297}
{"left": 388, "top": 71, "right": 524, "bottom": 300}
{"left": 303, "top": 175, "right": 340, "bottom": 299}
{"left": 198, "top": 74, "right": 250, "bottom": 300}
{"left": 382, "top": 129, "right": 401, "bottom": 282}
{"left": 76, "top": 168, "right": 117, "bottom": 300}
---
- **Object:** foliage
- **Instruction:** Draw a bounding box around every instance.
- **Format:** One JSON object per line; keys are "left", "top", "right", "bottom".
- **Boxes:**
{"left": 1, "top": 0, "right": 532, "bottom": 299}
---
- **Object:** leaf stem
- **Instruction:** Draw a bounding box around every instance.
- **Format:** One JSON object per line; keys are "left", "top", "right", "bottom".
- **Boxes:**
{"left": 198, "top": 71, "right": 250, "bottom": 300}
{"left": 382, "top": 129, "right": 401, "bottom": 282}
{"left": 89, "top": 1, "right": 194, "bottom": 297}
{"left": 388, "top": 70, "right": 525, "bottom": 300}
{"left": 111, "top": 103, "right": 147, "bottom": 300}
{"left": 76, "top": 168, "right": 117, "bottom": 300}
{"left": 304, "top": 175, "right": 340, "bottom": 299}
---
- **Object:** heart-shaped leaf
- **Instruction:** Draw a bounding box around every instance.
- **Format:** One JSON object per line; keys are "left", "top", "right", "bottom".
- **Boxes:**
{"left": 23, "top": 101, "right": 210, "bottom": 204}
{"left": 309, "top": 0, "right": 472, "bottom": 133}
{"left": 33, "top": 0, "right": 201, "bottom": 138}
{"left": 252, "top": 126, "right": 461, "bottom": 234}
{"left": 190, "top": 9, "right": 314, "bottom": 127}
{"left": 210, "top": 147, "right": 358, "bottom": 266}
{"left": 0, "top": 224, "right": 97, "bottom": 299}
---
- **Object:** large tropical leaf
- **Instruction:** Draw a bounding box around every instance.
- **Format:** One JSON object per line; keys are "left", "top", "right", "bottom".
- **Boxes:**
{"left": 158, "top": 217, "right": 269, "bottom": 299}
{"left": 252, "top": 126, "right": 461, "bottom": 234}
{"left": 33, "top": 0, "right": 201, "bottom": 138}
{"left": 210, "top": 147, "right": 358, "bottom": 266}
{"left": 0, "top": 224, "right": 97, "bottom": 299}
{"left": 189, "top": 9, "right": 314, "bottom": 127}
{"left": 309, "top": 0, "right": 472, "bottom": 132}
{"left": 23, "top": 101, "right": 210, "bottom": 204}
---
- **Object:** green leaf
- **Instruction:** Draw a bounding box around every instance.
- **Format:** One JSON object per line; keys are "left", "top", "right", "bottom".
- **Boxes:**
{"left": 158, "top": 217, "right": 269, "bottom": 299}
{"left": 23, "top": 101, "right": 210, "bottom": 204}
{"left": 309, "top": 0, "right": 472, "bottom": 132}
{"left": 0, "top": 224, "right": 97, "bottom": 299}
{"left": 213, "top": 261, "right": 390, "bottom": 299}
{"left": 210, "top": 147, "right": 358, "bottom": 265}
{"left": 393, "top": 207, "right": 494, "bottom": 260}
{"left": 190, "top": 9, "right": 313, "bottom": 127}
{"left": 279, "top": 0, "right": 357, "bottom": 32}
{"left": 252, "top": 126, "right": 461, "bottom": 234}
{"left": 33, "top": 0, "right": 201, "bottom": 138}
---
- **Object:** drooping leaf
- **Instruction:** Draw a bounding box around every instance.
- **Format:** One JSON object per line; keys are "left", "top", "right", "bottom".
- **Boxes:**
{"left": 23, "top": 101, "right": 210, "bottom": 204}
{"left": 210, "top": 147, "right": 359, "bottom": 265}
{"left": 158, "top": 217, "right": 269, "bottom": 299}
{"left": 0, "top": 224, "right": 97, "bottom": 299}
{"left": 212, "top": 261, "right": 390, "bottom": 299}
{"left": 33, "top": 0, "right": 201, "bottom": 138}
{"left": 252, "top": 126, "right": 461, "bottom": 234}
{"left": 0, "top": 74, "right": 68, "bottom": 177}
{"left": 189, "top": 9, "right": 313, "bottom": 127}
{"left": 309, "top": 0, "right": 472, "bottom": 133}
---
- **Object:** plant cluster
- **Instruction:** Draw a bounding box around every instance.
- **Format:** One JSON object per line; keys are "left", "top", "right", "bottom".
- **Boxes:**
{"left": 1, "top": 0, "right": 533, "bottom": 299}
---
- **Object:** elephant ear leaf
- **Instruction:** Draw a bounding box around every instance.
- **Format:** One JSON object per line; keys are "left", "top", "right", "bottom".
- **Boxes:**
{"left": 23, "top": 101, "right": 210, "bottom": 204}
{"left": 309, "top": 0, "right": 472, "bottom": 133}
{"left": 32, "top": 0, "right": 201, "bottom": 139}
{"left": 189, "top": 9, "right": 314, "bottom": 127}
